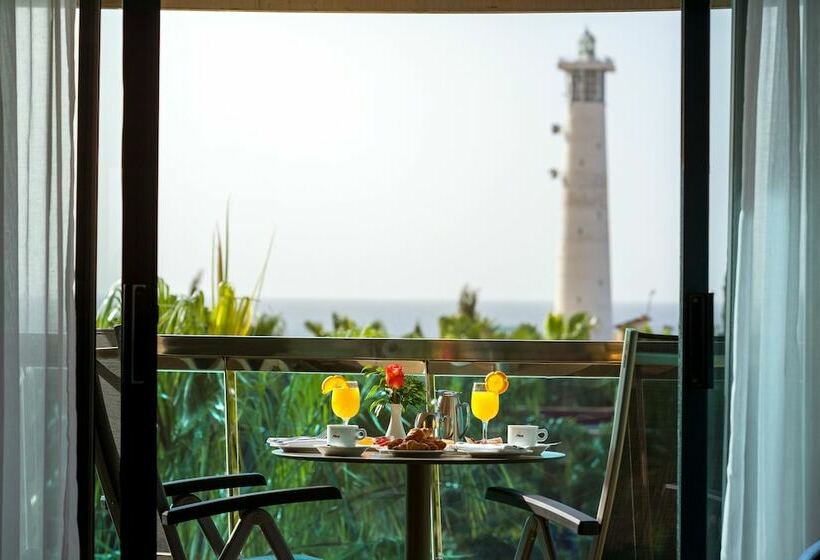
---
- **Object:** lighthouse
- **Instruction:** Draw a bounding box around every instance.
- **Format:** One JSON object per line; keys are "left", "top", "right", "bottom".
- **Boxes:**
{"left": 554, "top": 30, "right": 614, "bottom": 339}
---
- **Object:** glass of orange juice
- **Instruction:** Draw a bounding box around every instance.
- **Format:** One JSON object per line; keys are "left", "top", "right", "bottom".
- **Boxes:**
{"left": 331, "top": 380, "right": 361, "bottom": 424}
{"left": 471, "top": 382, "right": 499, "bottom": 442}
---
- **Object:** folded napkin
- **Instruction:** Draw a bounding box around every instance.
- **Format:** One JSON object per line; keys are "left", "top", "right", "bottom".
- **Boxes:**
{"left": 266, "top": 436, "right": 325, "bottom": 448}
{"left": 454, "top": 442, "right": 531, "bottom": 454}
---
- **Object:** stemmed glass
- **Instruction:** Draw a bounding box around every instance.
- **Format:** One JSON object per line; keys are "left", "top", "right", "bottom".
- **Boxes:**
{"left": 331, "top": 380, "right": 361, "bottom": 424}
{"left": 471, "top": 382, "right": 499, "bottom": 442}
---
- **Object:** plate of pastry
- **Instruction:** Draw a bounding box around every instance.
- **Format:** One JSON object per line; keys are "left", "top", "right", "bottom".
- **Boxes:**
{"left": 380, "top": 427, "right": 448, "bottom": 457}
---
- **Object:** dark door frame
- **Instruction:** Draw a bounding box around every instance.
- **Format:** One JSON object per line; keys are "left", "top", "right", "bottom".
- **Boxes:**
{"left": 100, "top": 2, "right": 717, "bottom": 558}
{"left": 679, "top": 0, "right": 713, "bottom": 558}
{"left": 120, "top": 1, "right": 161, "bottom": 557}
{"left": 76, "top": 0, "right": 102, "bottom": 557}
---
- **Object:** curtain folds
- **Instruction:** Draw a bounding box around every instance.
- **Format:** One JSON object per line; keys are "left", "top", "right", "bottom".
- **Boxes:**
{"left": 722, "top": 0, "right": 820, "bottom": 558}
{"left": 0, "top": 1, "right": 79, "bottom": 559}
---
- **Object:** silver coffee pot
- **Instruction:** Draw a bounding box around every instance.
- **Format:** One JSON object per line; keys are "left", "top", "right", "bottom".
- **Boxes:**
{"left": 415, "top": 390, "right": 470, "bottom": 441}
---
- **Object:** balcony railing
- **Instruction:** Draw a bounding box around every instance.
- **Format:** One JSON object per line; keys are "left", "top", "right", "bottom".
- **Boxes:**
{"left": 96, "top": 332, "right": 705, "bottom": 558}
{"left": 97, "top": 331, "right": 680, "bottom": 375}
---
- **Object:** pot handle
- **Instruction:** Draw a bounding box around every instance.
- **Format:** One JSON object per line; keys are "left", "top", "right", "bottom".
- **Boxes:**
{"left": 415, "top": 412, "right": 436, "bottom": 429}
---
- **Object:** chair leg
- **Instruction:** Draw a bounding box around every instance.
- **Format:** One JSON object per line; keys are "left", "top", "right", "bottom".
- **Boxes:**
{"left": 215, "top": 508, "right": 296, "bottom": 560}
{"left": 244, "top": 508, "right": 295, "bottom": 560}
{"left": 173, "top": 494, "right": 226, "bottom": 555}
{"left": 514, "top": 515, "right": 540, "bottom": 560}
{"left": 534, "top": 517, "right": 558, "bottom": 560}
{"left": 217, "top": 514, "right": 256, "bottom": 560}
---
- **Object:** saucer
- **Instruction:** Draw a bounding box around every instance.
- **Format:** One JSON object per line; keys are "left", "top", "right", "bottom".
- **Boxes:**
{"left": 527, "top": 442, "right": 561, "bottom": 454}
{"left": 275, "top": 444, "right": 320, "bottom": 453}
{"left": 317, "top": 445, "right": 368, "bottom": 457}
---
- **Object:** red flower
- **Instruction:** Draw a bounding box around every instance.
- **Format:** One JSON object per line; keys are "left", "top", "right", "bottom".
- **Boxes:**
{"left": 385, "top": 363, "right": 404, "bottom": 389}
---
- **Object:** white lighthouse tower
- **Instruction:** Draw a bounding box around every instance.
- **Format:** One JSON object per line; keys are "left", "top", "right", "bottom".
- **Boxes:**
{"left": 554, "top": 30, "right": 614, "bottom": 339}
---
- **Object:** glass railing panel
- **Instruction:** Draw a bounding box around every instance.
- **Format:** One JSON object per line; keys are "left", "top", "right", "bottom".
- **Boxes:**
{"left": 706, "top": 343, "right": 727, "bottom": 557}
{"left": 94, "top": 471, "right": 119, "bottom": 560}
{"left": 228, "top": 370, "right": 620, "bottom": 559}
{"left": 158, "top": 369, "right": 230, "bottom": 558}
{"left": 94, "top": 335, "right": 684, "bottom": 559}
{"left": 434, "top": 375, "right": 616, "bottom": 559}
{"left": 599, "top": 356, "right": 679, "bottom": 559}
{"left": 235, "top": 370, "right": 404, "bottom": 558}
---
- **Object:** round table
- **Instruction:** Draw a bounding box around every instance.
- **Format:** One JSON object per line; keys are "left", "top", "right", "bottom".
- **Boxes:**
{"left": 273, "top": 449, "right": 565, "bottom": 560}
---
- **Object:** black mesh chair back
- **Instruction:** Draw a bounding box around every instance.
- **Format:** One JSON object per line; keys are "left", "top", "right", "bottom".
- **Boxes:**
{"left": 486, "top": 329, "right": 682, "bottom": 559}
{"left": 94, "top": 328, "right": 342, "bottom": 560}
{"left": 94, "top": 329, "right": 182, "bottom": 558}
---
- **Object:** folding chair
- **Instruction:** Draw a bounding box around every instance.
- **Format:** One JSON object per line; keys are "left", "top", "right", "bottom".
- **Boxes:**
{"left": 95, "top": 330, "right": 341, "bottom": 559}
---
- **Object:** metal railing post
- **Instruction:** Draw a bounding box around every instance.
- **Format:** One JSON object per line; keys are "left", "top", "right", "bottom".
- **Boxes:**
{"left": 223, "top": 362, "right": 241, "bottom": 528}
{"left": 425, "top": 361, "right": 445, "bottom": 560}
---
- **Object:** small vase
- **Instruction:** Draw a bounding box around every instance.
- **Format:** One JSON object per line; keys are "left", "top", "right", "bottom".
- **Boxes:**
{"left": 385, "top": 403, "right": 406, "bottom": 439}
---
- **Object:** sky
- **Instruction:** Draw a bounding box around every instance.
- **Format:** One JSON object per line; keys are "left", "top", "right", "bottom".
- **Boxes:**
{"left": 97, "top": 9, "right": 732, "bottom": 306}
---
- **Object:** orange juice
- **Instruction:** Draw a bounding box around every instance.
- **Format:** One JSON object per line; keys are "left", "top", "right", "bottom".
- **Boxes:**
{"left": 471, "top": 390, "right": 499, "bottom": 423}
{"left": 331, "top": 383, "right": 360, "bottom": 423}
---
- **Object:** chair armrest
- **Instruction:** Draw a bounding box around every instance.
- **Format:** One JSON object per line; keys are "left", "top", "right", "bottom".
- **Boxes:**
{"left": 163, "top": 473, "right": 267, "bottom": 497}
{"left": 799, "top": 540, "right": 820, "bottom": 560}
{"left": 163, "top": 485, "right": 342, "bottom": 526}
{"left": 486, "top": 487, "right": 600, "bottom": 536}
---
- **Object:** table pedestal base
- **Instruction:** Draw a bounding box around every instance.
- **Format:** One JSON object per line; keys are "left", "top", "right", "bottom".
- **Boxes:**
{"left": 405, "top": 464, "right": 433, "bottom": 560}
{"left": 273, "top": 448, "right": 563, "bottom": 560}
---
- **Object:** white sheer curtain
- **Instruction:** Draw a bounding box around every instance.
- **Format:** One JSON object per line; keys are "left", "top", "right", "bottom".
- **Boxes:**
{"left": 0, "top": 1, "right": 78, "bottom": 559}
{"left": 722, "top": 0, "right": 820, "bottom": 558}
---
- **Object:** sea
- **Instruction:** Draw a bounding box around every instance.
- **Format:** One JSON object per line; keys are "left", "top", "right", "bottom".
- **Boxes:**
{"left": 257, "top": 299, "right": 681, "bottom": 338}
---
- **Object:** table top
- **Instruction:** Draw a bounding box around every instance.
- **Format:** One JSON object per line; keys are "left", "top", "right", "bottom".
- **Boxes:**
{"left": 272, "top": 448, "right": 565, "bottom": 465}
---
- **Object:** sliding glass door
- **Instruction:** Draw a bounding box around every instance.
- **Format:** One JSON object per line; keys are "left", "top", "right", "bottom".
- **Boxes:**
{"left": 111, "top": 1, "right": 732, "bottom": 558}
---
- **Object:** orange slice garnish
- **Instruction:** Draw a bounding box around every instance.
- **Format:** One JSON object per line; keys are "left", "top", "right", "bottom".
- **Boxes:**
{"left": 485, "top": 371, "right": 509, "bottom": 394}
{"left": 321, "top": 375, "right": 347, "bottom": 395}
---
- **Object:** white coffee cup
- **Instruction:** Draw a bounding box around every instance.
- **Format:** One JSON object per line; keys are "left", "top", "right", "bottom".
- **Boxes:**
{"left": 507, "top": 425, "right": 549, "bottom": 447}
{"left": 327, "top": 424, "right": 367, "bottom": 448}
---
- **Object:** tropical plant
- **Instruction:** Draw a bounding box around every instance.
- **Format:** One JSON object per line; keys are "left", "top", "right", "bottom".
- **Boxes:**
{"left": 302, "top": 287, "right": 592, "bottom": 343}
{"left": 250, "top": 312, "right": 285, "bottom": 336}
{"left": 95, "top": 281, "right": 122, "bottom": 329}
{"left": 403, "top": 322, "right": 425, "bottom": 338}
{"left": 96, "top": 208, "right": 279, "bottom": 336}
{"left": 438, "top": 286, "right": 508, "bottom": 339}
{"left": 437, "top": 286, "right": 548, "bottom": 340}
{"left": 638, "top": 323, "right": 674, "bottom": 336}
{"left": 508, "top": 322, "right": 542, "bottom": 340}
{"left": 305, "top": 313, "right": 387, "bottom": 338}
{"left": 544, "top": 311, "right": 597, "bottom": 340}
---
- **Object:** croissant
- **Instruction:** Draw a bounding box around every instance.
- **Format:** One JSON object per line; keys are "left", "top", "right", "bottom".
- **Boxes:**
{"left": 384, "top": 427, "right": 447, "bottom": 451}
{"left": 405, "top": 428, "right": 430, "bottom": 442}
